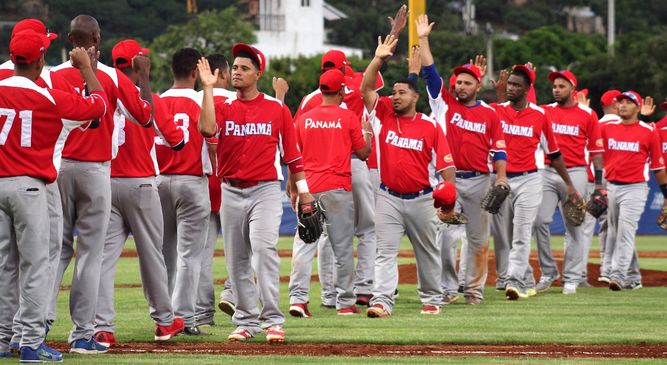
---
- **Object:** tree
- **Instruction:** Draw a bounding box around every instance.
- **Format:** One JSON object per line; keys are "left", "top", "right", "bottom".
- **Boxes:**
{"left": 148, "top": 7, "right": 256, "bottom": 91}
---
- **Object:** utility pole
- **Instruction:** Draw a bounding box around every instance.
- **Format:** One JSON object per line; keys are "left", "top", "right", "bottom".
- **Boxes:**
{"left": 608, "top": 0, "right": 615, "bottom": 57}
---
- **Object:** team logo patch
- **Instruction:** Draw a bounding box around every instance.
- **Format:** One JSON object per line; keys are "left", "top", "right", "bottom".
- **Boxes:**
{"left": 444, "top": 154, "right": 453, "bottom": 163}
{"left": 596, "top": 139, "right": 603, "bottom": 147}
{"left": 496, "top": 140, "right": 506, "bottom": 149}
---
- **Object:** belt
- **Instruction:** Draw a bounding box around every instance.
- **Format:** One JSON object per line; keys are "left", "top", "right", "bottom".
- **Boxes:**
{"left": 223, "top": 178, "right": 260, "bottom": 188}
{"left": 455, "top": 171, "right": 487, "bottom": 179}
{"left": 507, "top": 169, "right": 538, "bottom": 178}
{"left": 608, "top": 181, "right": 641, "bottom": 186}
{"left": 380, "top": 183, "right": 432, "bottom": 199}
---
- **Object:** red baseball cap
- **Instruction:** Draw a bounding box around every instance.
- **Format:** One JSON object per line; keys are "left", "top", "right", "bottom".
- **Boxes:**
{"left": 112, "top": 40, "right": 150, "bottom": 69}
{"left": 321, "top": 50, "right": 348, "bottom": 70}
{"left": 453, "top": 63, "right": 482, "bottom": 83}
{"left": 512, "top": 64, "right": 536, "bottom": 85}
{"left": 660, "top": 101, "right": 667, "bottom": 110}
{"left": 449, "top": 74, "right": 457, "bottom": 91}
{"left": 10, "top": 30, "right": 50, "bottom": 64}
{"left": 433, "top": 181, "right": 457, "bottom": 209}
{"left": 547, "top": 70, "right": 577, "bottom": 88}
{"left": 344, "top": 65, "right": 354, "bottom": 77}
{"left": 600, "top": 90, "right": 621, "bottom": 108}
{"left": 615, "top": 91, "right": 642, "bottom": 107}
{"left": 11, "top": 18, "right": 57, "bottom": 40}
{"left": 232, "top": 43, "right": 266, "bottom": 73}
{"left": 319, "top": 69, "right": 345, "bottom": 93}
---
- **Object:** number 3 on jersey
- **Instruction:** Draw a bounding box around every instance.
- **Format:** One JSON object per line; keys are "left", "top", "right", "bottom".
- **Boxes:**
{"left": 174, "top": 113, "right": 190, "bottom": 143}
{"left": 0, "top": 108, "right": 32, "bottom": 147}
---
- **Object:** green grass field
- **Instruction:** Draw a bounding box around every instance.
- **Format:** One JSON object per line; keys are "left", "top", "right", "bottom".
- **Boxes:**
{"left": 4, "top": 235, "right": 665, "bottom": 364}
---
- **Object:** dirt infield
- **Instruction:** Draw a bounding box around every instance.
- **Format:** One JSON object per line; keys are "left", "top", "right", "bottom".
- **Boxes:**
{"left": 47, "top": 342, "right": 667, "bottom": 358}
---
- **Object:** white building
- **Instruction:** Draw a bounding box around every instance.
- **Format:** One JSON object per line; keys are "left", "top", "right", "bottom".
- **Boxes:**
{"left": 254, "top": 0, "right": 362, "bottom": 63}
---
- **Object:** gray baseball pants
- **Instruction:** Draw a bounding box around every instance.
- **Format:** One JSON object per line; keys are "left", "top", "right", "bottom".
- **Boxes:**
{"left": 0, "top": 177, "right": 50, "bottom": 349}
{"left": 222, "top": 181, "right": 283, "bottom": 335}
{"left": 289, "top": 189, "right": 356, "bottom": 309}
{"left": 195, "top": 211, "right": 220, "bottom": 325}
{"left": 95, "top": 177, "right": 175, "bottom": 333}
{"left": 606, "top": 183, "right": 648, "bottom": 284}
{"left": 501, "top": 173, "right": 543, "bottom": 290}
{"left": 54, "top": 159, "right": 111, "bottom": 344}
{"left": 440, "top": 174, "right": 491, "bottom": 301}
{"left": 533, "top": 167, "right": 588, "bottom": 285}
{"left": 369, "top": 189, "right": 442, "bottom": 313}
{"left": 158, "top": 174, "right": 210, "bottom": 328}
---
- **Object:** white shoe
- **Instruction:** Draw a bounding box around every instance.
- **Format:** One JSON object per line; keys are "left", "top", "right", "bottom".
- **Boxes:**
{"left": 562, "top": 282, "right": 577, "bottom": 295}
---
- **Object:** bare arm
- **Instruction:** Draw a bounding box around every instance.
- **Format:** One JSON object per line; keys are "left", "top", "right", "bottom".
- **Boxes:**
{"left": 416, "top": 14, "right": 435, "bottom": 67}
{"left": 273, "top": 77, "right": 288, "bottom": 103}
{"left": 439, "top": 166, "right": 456, "bottom": 183}
{"left": 133, "top": 56, "right": 154, "bottom": 126}
{"left": 550, "top": 155, "right": 577, "bottom": 195}
{"left": 197, "top": 58, "right": 219, "bottom": 138}
{"left": 70, "top": 47, "right": 102, "bottom": 92}
{"left": 387, "top": 4, "right": 408, "bottom": 38}
{"left": 354, "top": 115, "right": 373, "bottom": 160}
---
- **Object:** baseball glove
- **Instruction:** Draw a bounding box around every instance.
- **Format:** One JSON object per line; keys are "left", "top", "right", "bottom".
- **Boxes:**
{"left": 562, "top": 192, "right": 586, "bottom": 227}
{"left": 480, "top": 180, "right": 511, "bottom": 214}
{"left": 297, "top": 200, "right": 325, "bottom": 244}
{"left": 437, "top": 208, "right": 469, "bottom": 225}
{"left": 586, "top": 188, "right": 608, "bottom": 218}
{"left": 657, "top": 206, "right": 667, "bottom": 231}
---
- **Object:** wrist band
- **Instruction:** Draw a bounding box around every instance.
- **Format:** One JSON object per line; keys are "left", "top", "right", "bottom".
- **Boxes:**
{"left": 594, "top": 169, "right": 603, "bottom": 185}
{"left": 296, "top": 179, "right": 309, "bottom": 194}
{"left": 660, "top": 183, "right": 667, "bottom": 199}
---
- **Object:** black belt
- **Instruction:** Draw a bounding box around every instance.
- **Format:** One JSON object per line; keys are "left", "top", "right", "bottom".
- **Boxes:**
{"left": 507, "top": 169, "right": 538, "bottom": 178}
{"left": 456, "top": 171, "right": 487, "bottom": 179}
{"left": 608, "top": 181, "right": 642, "bottom": 186}
{"left": 223, "top": 178, "right": 260, "bottom": 188}
{"left": 380, "top": 183, "right": 432, "bottom": 199}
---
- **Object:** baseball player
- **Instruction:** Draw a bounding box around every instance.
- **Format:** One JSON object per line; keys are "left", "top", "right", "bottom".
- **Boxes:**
{"left": 601, "top": 91, "right": 666, "bottom": 291}
{"left": 290, "top": 50, "right": 377, "bottom": 309}
{"left": 194, "top": 53, "right": 237, "bottom": 325}
{"left": 92, "top": 39, "right": 187, "bottom": 348}
{"left": 154, "top": 47, "right": 211, "bottom": 336}
{"left": 490, "top": 64, "right": 578, "bottom": 300}
{"left": 0, "top": 19, "right": 63, "bottom": 357}
{"left": 533, "top": 70, "right": 603, "bottom": 295}
{"left": 49, "top": 15, "right": 153, "bottom": 353}
{"left": 417, "top": 14, "right": 507, "bottom": 305}
{"left": 197, "top": 43, "right": 315, "bottom": 342}
{"left": 288, "top": 69, "right": 372, "bottom": 317}
{"left": 0, "top": 30, "right": 108, "bottom": 362}
{"left": 361, "top": 34, "right": 456, "bottom": 317}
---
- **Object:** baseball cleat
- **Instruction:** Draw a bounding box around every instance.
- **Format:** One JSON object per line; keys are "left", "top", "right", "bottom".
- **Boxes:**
{"left": 442, "top": 293, "right": 459, "bottom": 305}
{"left": 228, "top": 328, "right": 254, "bottom": 342}
{"left": 597, "top": 276, "right": 611, "bottom": 283}
{"left": 609, "top": 280, "right": 623, "bottom": 291}
{"left": 505, "top": 286, "right": 527, "bottom": 300}
{"left": 218, "top": 299, "right": 236, "bottom": 317}
{"left": 623, "top": 281, "right": 643, "bottom": 290}
{"left": 337, "top": 305, "right": 361, "bottom": 316}
{"left": 19, "top": 343, "right": 62, "bottom": 363}
{"left": 465, "top": 296, "right": 483, "bottom": 305}
{"left": 155, "top": 317, "right": 185, "bottom": 341}
{"left": 289, "top": 303, "right": 312, "bottom": 318}
{"left": 265, "top": 326, "right": 285, "bottom": 343}
{"left": 93, "top": 331, "right": 116, "bottom": 348}
{"left": 182, "top": 326, "right": 202, "bottom": 336}
{"left": 526, "top": 288, "right": 537, "bottom": 297}
{"left": 420, "top": 304, "right": 441, "bottom": 315}
{"left": 355, "top": 294, "right": 372, "bottom": 307}
{"left": 536, "top": 275, "right": 559, "bottom": 292}
{"left": 562, "top": 283, "right": 577, "bottom": 295}
{"left": 69, "top": 337, "right": 108, "bottom": 354}
{"left": 366, "top": 303, "right": 390, "bottom": 318}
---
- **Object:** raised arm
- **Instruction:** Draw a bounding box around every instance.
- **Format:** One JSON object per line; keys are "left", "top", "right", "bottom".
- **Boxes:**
{"left": 197, "top": 57, "right": 219, "bottom": 138}
{"left": 133, "top": 55, "right": 154, "bottom": 127}
{"left": 387, "top": 4, "right": 408, "bottom": 38}
{"left": 273, "top": 76, "right": 289, "bottom": 103}
{"left": 361, "top": 35, "right": 398, "bottom": 112}
{"left": 416, "top": 14, "right": 442, "bottom": 97}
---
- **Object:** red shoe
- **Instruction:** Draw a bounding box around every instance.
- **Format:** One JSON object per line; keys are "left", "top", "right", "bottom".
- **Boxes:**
{"left": 94, "top": 331, "right": 116, "bottom": 348}
{"left": 265, "top": 325, "right": 285, "bottom": 343}
{"left": 288, "top": 303, "right": 312, "bottom": 318}
{"left": 420, "top": 304, "right": 441, "bottom": 315}
{"left": 366, "top": 303, "right": 390, "bottom": 318}
{"left": 155, "top": 317, "right": 185, "bottom": 341}
{"left": 355, "top": 294, "right": 372, "bottom": 306}
{"left": 228, "top": 328, "right": 254, "bottom": 342}
{"left": 337, "top": 305, "right": 361, "bottom": 316}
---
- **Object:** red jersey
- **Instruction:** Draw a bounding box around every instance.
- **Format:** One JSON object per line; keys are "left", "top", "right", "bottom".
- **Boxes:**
{"left": 0, "top": 76, "right": 108, "bottom": 183}
{"left": 369, "top": 96, "right": 454, "bottom": 194}
{"left": 296, "top": 83, "right": 379, "bottom": 169}
{"left": 586, "top": 113, "right": 622, "bottom": 182}
{"left": 543, "top": 102, "right": 603, "bottom": 167}
{"left": 295, "top": 104, "right": 365, "bottom": 193}
{"left": 155, "top": 88, "right": 211, "bottom": 176}
{"left": 49, "top": 62, "right": 151, "bottom": 162}
{"left": 658, "top": 125, "right": 667, "bottom": 170}
{"left": 493, "top": 102, "right": 559, "bottom": 173}
{"left": 601, "top": 120, "right": 665, "bottom": 183}
{"left": 1, "top": 60, "right": 60, "bottom": 89}
{"left": 656, "top": 116, "right": 667, "bottom": 129}
{"left": 112, "top": 93, "right": 185, "bottom": 178}
{"left": 213, "top": 93, "right": 301, "bottom": 181}
{"left": 429, "top": 87, "right": 506, "bottom": 173}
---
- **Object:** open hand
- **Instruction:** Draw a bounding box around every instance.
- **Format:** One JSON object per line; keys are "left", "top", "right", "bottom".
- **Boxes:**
{"left": 415, "top": 14, "right": 434, "bottom": 38}
{"left": 197, "top": 57, "right": 218, "bottom": 89}
{"left": 375, "top": 34, "right": 398, "bottom": 61}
